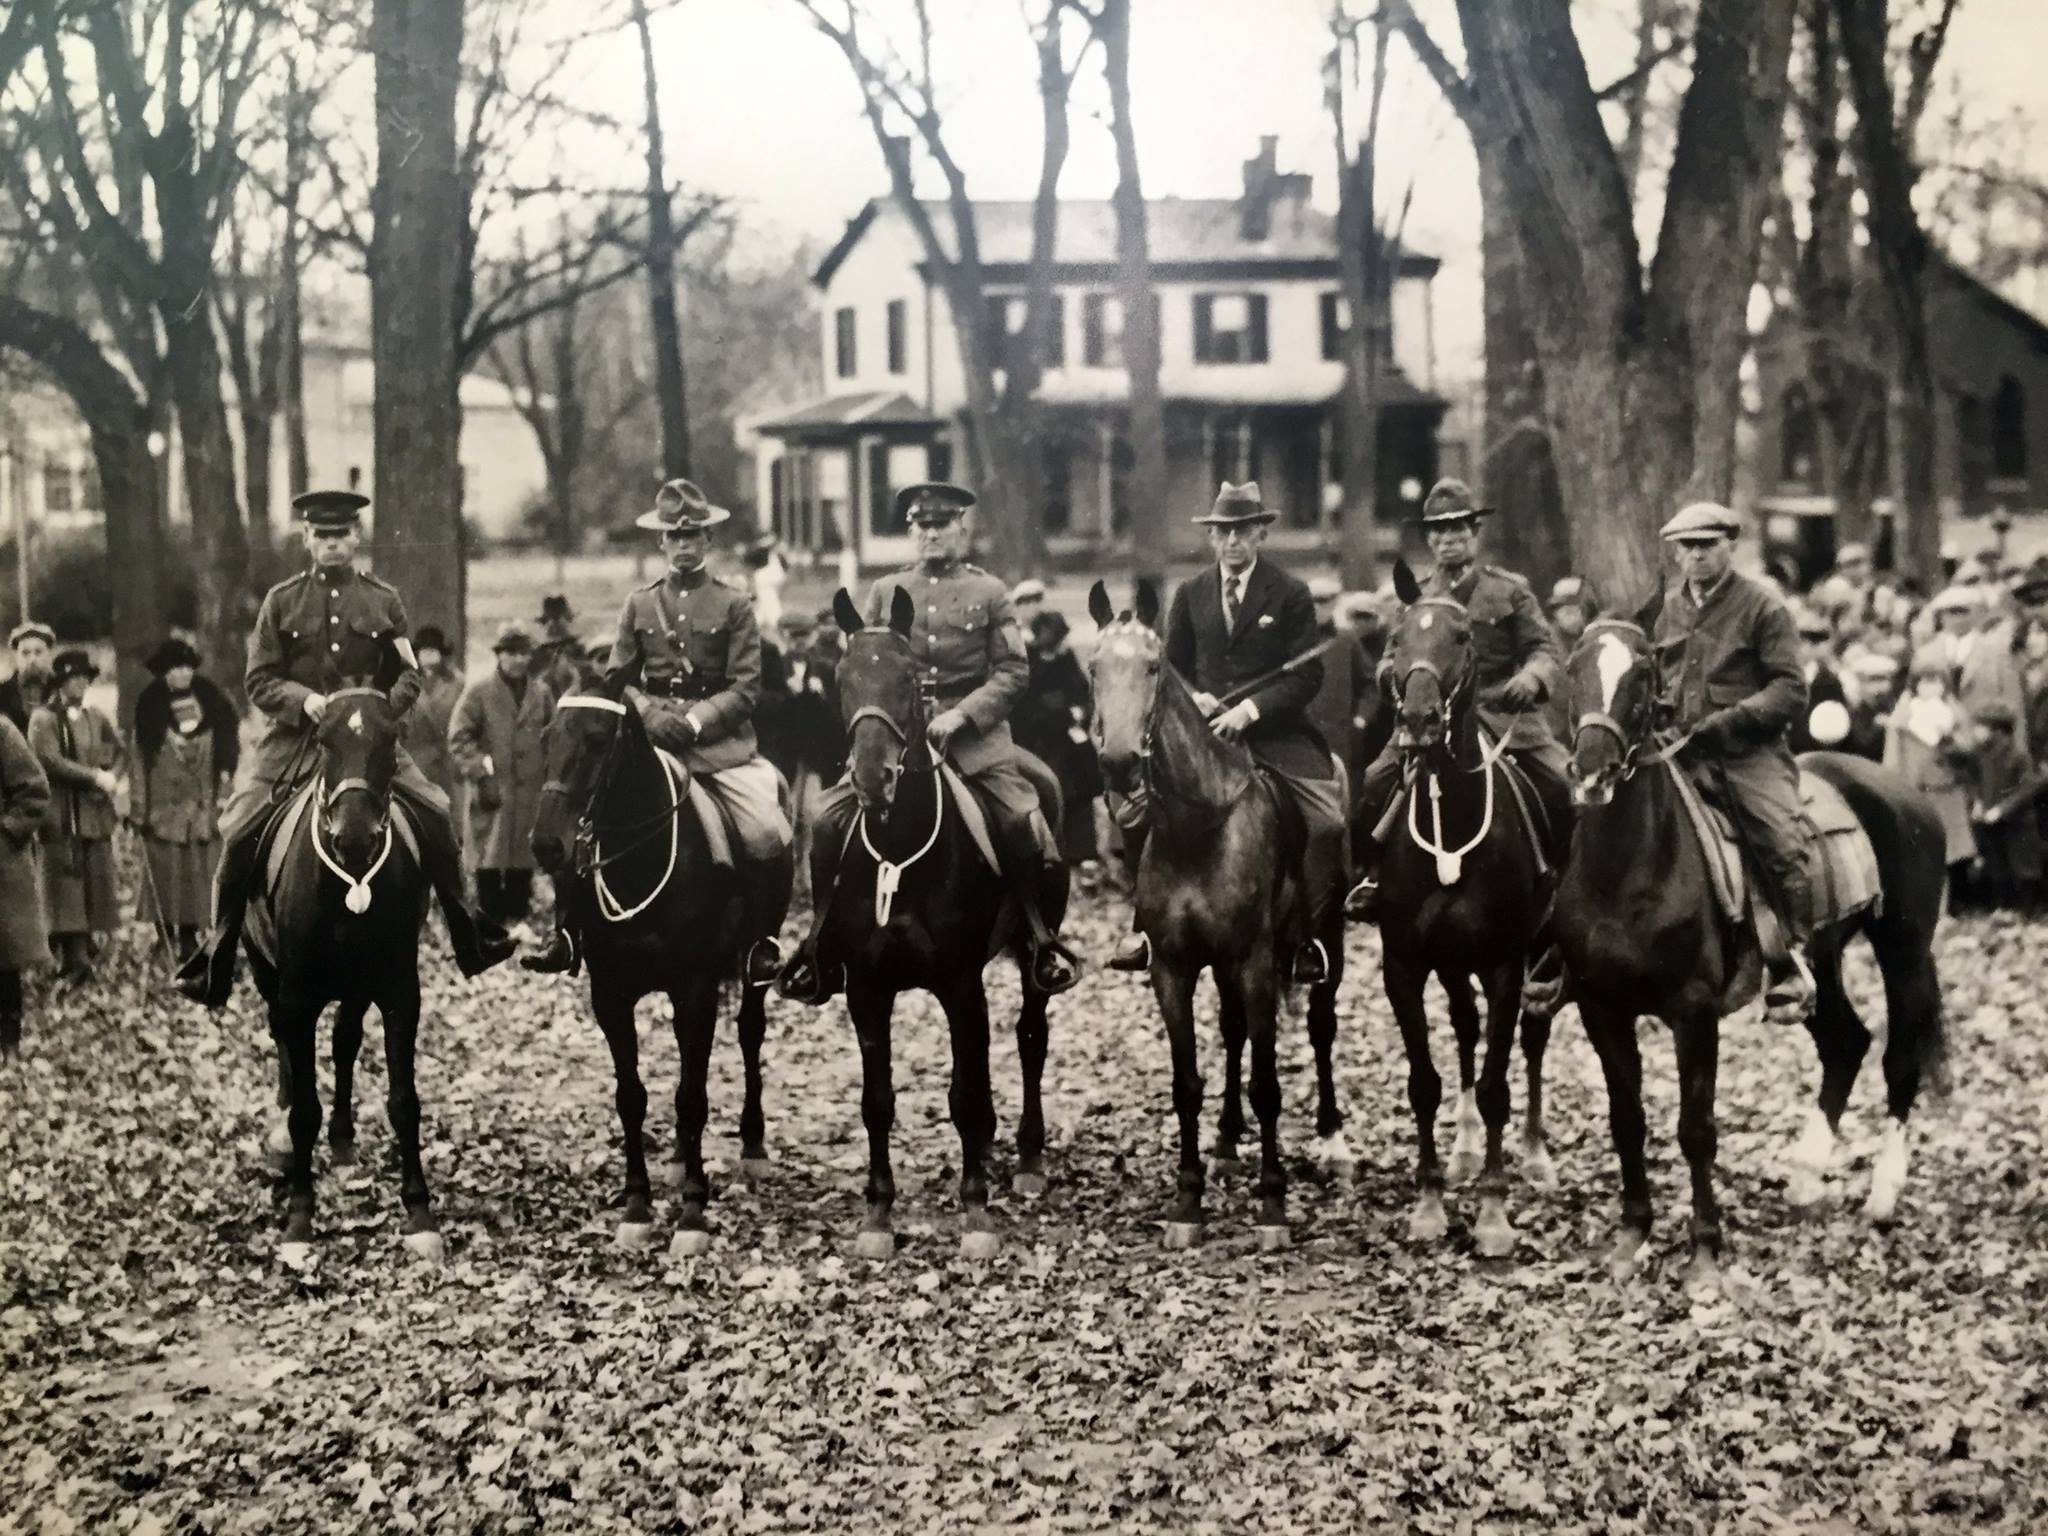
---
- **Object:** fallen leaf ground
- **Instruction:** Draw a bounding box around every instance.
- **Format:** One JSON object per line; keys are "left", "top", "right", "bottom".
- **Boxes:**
{"left": 2, "top": 891, "right": 2044, "bottom": 1534}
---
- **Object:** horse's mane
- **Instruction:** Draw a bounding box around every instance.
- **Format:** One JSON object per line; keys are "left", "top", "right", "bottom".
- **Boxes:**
{"left": 1149, "top": 663, "right": 1255, "bottom": 819}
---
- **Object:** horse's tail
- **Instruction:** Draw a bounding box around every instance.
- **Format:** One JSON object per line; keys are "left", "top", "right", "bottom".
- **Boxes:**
{"left": 1802, "top": 751, "right": 1951, "bottom": 1087}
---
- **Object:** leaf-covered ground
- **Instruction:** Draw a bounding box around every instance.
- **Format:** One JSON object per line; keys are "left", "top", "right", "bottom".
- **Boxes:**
{"left": 2, "top": 892, "right": 2044, "bottom": 1534}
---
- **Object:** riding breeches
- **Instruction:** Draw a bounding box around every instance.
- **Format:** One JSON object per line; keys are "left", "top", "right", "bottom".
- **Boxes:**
{"left": 1694, "top": 748, "right": 1816, "bottom": 940}
{"left": 693, "top": 758, "right": 794, "bottom": 862}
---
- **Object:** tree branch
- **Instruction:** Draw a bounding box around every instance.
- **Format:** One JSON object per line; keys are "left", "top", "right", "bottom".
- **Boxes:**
{"left": 1384, "top": 0, "right": 1477, "bottom": 127}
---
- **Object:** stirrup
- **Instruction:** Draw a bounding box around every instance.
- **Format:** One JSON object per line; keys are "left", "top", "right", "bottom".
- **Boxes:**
{"left": 744, "top": 937, "right": 783, "bottom": 988}
{"left": 1107, "top": 932, "right": 1151, "bottom": 972}
{"left": 520, "top": 928, "right": 579, "bottom": 975}
{"left": 1343, "top": 875, "right": 1381, "bottom": 923}
{"left": 776, "top": 940, "right": 841, "bottom": 1006}
{"left": 1763, "top": 947, "right": 1815, "bottom": 1024}
{"left": 1029, "top": 938, "right": 1081, "bottom": 996}
{"left": 1291, "top": 938, "right": 1330, "bottom": 987}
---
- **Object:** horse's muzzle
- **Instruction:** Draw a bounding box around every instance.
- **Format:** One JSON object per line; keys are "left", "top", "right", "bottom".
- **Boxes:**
{"left": 1570, "top": 777, "right": 1614, "bottom": 808}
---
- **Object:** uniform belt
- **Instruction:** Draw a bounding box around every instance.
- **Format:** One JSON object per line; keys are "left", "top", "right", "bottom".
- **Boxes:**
{"left": 653, "top": 674, "right": 719, "bottom": 700}
{"left": 931, "top": 682, "right": 975, "bottom": 704}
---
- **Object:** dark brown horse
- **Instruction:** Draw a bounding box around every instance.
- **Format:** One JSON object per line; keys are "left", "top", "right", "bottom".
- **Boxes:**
{"left": 528, "top": 672, "right": 789, "bottom": 1255}
{"left": 1559, "top": 609, "right": 1949, "bottom": 1286}
{"left": 245, "top": 685, "right": 440, "bottom": 1264}
{"left": 822, "top": 586, "right": 1062, "bottom": 1262}
{"left": 1088, "top": 580, "right": 1350, "bottom": 1252}
{"left": 1367, "top": 562, "right": 1559, "bottom": 1256}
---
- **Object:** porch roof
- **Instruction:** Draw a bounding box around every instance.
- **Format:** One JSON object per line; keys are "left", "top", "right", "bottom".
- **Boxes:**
{"left": 755, "top": 391, "right": 941, "bottom": 439}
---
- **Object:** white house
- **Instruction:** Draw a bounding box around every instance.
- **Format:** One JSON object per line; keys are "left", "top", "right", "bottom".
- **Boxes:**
{"left": 755, "top": 138, "right": 1447, "bottom": 570}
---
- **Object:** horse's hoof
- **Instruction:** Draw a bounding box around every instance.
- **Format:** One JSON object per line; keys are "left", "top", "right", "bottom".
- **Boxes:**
{"left": 1256, "top": 1223, "right": 1292, "bottom": 1254}
{"left": 1608, "top": 1231, "right": 1648, "bottom": 1282}
{"left": 329, "top": 1140, "right": 356, "bottom": 1168}
{"left": 669, "top": 1228, "right": 712, "bottom": 1260}
{"left": 277, "top": 1241, "right": 315, "bottom": 1271}
{"left": 402, "top": 1230, "right": 446, "bottom": 1265}
{"left": 662, "top": 1161, "right": 687, "bottom": 1191}
{"left": 1785, "top": 1168, "right": 1828, "bottom": 1211}
{"left": 1012, "top": 1170, "right": 1048, "bottom": 1198}
{"left": 854, "top": 1229, "right": 895, "bottom": 1261}
{"left": 738, "top": 1157, "right": 773, "bottom": 1182}
{"left": 1312, "top": 1131, "right": 1359, "bottom": 1174}
{"left": 614, "top": 1221, "right": 654, "bottom": 1251}
{"left": 1682, "top": 1252, "right": 1721, "bottom": 1298}
{"left": 1520, "top": 1144, "right": 1557, "bottom": 1191}
{"left": 1865, "top": 1124, "right": 1908, "bottom": 1223}
{"left": 1447, "top": 1150, "right": 1484, "bottom": 1187}
{"left": 1474, "top": 1202, "right": 1518, "bottom": 1259}
{"left": 960, "top": 1229, "right": 1000, "bottom": 1262}
{"left": 1163, "top": 1220, "right": 1202, "bottom": 1251}
{"left": 265, "top": 1123, "right": 294, "bottom": 1175}
{"left": 1407, "top": 1196, "right": 1449, "bottom": 1243}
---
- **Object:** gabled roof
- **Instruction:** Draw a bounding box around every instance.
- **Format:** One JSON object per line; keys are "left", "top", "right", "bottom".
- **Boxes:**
{"left": 1936, "top": 258, "right": 2048, "bottom": 353}
{"left": 814, "top": 197, "right": 1436, "bottom": 288}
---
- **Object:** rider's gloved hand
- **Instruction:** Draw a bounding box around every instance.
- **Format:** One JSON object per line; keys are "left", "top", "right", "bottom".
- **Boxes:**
{"left": 926, "top": 708, "right": 970, "bottom": 755}
{"left": 302, "top": 692, "right": 328, "bottom": 723}
{"left": 1487, "top": 670, "right": 1543, "bottom": 711}
{"left": 1688, "top": 708, "right": 1741, "bottom": 754}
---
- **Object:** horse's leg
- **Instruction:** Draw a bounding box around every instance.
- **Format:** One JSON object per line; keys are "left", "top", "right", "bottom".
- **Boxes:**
{"left": 267, "top": 1046, "right": 295, "bottom": 1174}
{"left": 848, "top": 978, "right": 898, "bottom": 1259}
{"left": 273, "top": 1005, "right": 322, "bottom": 1257}
{"left": 1013, "top": 984, "right": 1050, "bottom": 1197}
{"left": 734, "top": 979, "right": 771, "bottom": 1175}
{"left": 1788, "top": 924, "right": 1864, "bottom": 1209}
{"left": 1152, "top": 960, "right": 1206, "bottom": 1249}
{"left": 1384, "top": 952, "right": 1447, "bottom": 1241}
{"left": 1673, "top": 1008, "right": 1724, "bottom": 1290}
{"left": 939, "top": 973, "right": 1000, "bottom": 1260}
{"left": 1444, "top": 972, "right": 1485, "bottom": 1186}
{"left": 592, "top": 979, "right": 654, "bottom": 1247}
{"left": 1237, "top": 957, "right": 1290, "bottom": 1250}
{"left": 329, "top": 999, "right": 368, "bottom": 1166}
{"left": 1472, "top": 962, "right": 1525, "bottom": 1259}
{"left": 1580, "top": 1001, "right": 1653, "bottom": 1277}
{"left": 1517, "top": 994, "right": 1557, "bottom": 1189}
{"left": 1866, "top": 928, "right": 1943, "bottom": 1221}
{"left": 1306, "top": 907, "right": 1354, "bottom": 1170}
{"left": 1212, "top": 983, "right": 1248, "bottom": 1173}
{"left": 668, "top": 973, "right": 721, "bottom": 1257}
{"left": 380, "top": 970, "right": 441, "bottom": 1262}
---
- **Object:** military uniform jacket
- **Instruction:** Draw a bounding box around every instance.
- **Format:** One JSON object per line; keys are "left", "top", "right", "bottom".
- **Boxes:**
{"left": 864, "top": 562, "right": 1026, "bottom": 776}
{"left": 1654, "top": 569, "right": 1806, "bottom": 763}
{"left": 1164, "top": 560, "right": 1330, "bottom": 781}
{"left": 609, "top": 571, "right": 761, "bottom": 772}
{"left": 247, "top": 566, "right": 422, "bottom": 735}
{"left": 1421, "top": 563, "right": 1564, "bottom": 755}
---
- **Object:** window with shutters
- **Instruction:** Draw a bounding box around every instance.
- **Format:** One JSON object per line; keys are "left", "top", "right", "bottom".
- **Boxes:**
{"left": 834, "top": 307, "right": 857, "bottom": 378}
{"left": 886, "top": 300, "right": 907, "bottom": 375}
{"left": 1193, "top": 292, "right": 1268, "bottom": 365}
{"left": 984, "top": 293, "right": 1064, "bottom": 371}
{"left": 1992, "top": 374, "right": 2027, "bottom": 482}
{"left": 1319, "top": 291, "right": 1348, "bottom": 361}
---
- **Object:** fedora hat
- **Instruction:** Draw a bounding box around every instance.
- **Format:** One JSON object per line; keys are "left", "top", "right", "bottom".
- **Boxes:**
{"left": 1414, "top": 477, "right": 1491, "bottom": 526}
{"left": 1193, "top": 481, "right": 1276, "bottom": 527}
{"left": 635, "top": 478, "right": 731, "bottom": 532}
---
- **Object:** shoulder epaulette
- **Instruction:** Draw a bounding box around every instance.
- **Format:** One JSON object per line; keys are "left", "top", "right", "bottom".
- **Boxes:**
{"left": 261, "top": 572, "right": 309, "bottom": 603}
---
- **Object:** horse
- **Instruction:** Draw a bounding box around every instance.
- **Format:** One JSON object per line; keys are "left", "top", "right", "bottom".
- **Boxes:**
{"left": 1558, "top": 606, "right": 1949, "bottom": 1285}
{"left": 822, "top": 585, "right": 1062, "bottom": 1262}
{"left": 1366, "top": 560, "right": 1560, "bottom": 1255}
{"left": 1087, "top": 579, "right": 1350, "bottom": 1253}
{"left": 245, "top": 684, "right": 441, "bottom": 1264}
{"left": 528, "top": 671, "right": 787, "bottom": 1255}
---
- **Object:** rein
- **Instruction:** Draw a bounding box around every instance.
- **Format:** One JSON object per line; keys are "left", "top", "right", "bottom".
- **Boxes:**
{"left": 548, "top": 695, "right": 690, "bottom": 922}
{"left": 840, "top": 669, "right": 942, "bottom": 928}
{"left": 1569, "top": 620, "right": 1693, "bottom": 783}
{"left": 1386, "top": 598, "right": 1506, "bottom": 886}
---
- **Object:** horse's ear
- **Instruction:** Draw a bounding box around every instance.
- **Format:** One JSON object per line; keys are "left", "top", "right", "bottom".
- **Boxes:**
{"left": 888, "top": 584, "right": 915, "bottom": 639}
{"left": 1632, "top": 586, "right": 1665, "bottom": 634}
{"left": 1087, "top": 580, "right": 1113, "bottom": 629}
{"left": 1392, "top": 558, "right": 1422, "bottom": 606}
{"left": 1134, "top": 577, "right": 1160, "bottom": 629}
{"left": 831, "top": 588, "right": 863, "bottom": 635}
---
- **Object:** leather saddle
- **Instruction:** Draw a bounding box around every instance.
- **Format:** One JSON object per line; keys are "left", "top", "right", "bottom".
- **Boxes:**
{"left": 1664, "top": 760, "right": 1881, "bottom": 936}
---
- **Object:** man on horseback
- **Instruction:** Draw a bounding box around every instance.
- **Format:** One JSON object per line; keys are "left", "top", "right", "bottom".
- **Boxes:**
{"left": 1347, "top": 478, "right": 1571, "bottom": 920}
{"left": 175, "top": 490, "right": 516, "bottom": 1007}
{"left": 1654, "top": 500, "right": 1816, "bottom": 1017}
{"left": 523, "top": 479, "right": 791, "bottom": 984}
{"left": 779, "top": 481, "right": 1082, "bottom": 1003}
{"left": 1107, "top": 481, "right": 1346, "bottom": 985}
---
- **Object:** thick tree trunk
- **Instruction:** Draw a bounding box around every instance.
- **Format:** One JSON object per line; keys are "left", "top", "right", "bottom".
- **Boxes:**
{"left": 371, "top": 0, "right": 467, "bottom": 651}
{"left": 1098, "top": 0, "right": 1167, "bottom": 590}
{"left": 0, "top": 298, "right": 165, "bottom": 715}
{"left": 634, "top": 0, "right": 691, "bottom": 483}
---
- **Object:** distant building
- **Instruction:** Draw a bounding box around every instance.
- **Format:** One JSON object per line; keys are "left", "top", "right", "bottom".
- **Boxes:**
{"left": 755, "top": 137, "right": 1448, "bottom": 571}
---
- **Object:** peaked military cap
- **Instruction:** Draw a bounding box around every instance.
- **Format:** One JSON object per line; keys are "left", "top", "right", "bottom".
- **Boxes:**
{"left": 636, "top": 478, "right": 731, "bottom": 532}
{"left": 1194, "top": 480, "right": 1276, "bottom": 526}
{"left": 293, "top": 488, "right": 369, "bottom": 529}
{"left": 1659, "top": 501, "right": 1741, "bottom": 542}
{"left": 896, "top": 482, "right": 977, "bottom": 524}
{"left": 1414, "top": 477, "right": 1491, "bottom": 526}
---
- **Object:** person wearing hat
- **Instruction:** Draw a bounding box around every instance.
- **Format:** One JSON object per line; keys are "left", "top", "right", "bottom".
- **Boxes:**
{"left": 527, "top": 479, "right": 792, "bottom": 981}
{"left": 780, "top": 480, "right": 1081, "bottom": 1001}
{"left": 532, "top": 595, "right": 585, "bottom": 702}
{"left": 1652, "top": 500, "right": 1817, "bottom": 1019}
{"left": 1012, "top": 607, "right": 1102, "bottom": 869}
{"left": 28, "top": 649, "right": 121, "bottom": 983}
{"left": 0, "top": 704, "right": 51, "bottom": 1054}
{"left": 1104, "top": 480, "right": 1346, "bottom": 983}
{"left": 448, "top": 621, "right": 554, "bottom": 937}
{"left": 1841, "top": 650, "right": 1899, "bottom": 761}
{"left": 1954, "top": 573, "right": 2035, "bottom": 768}
{"left": 403, "top": 623, "right": 466, "bottom": 816}
{"left": 755, "top": 609, "right": 840, "bottom": 870}
{"left": 175, "top": 489, "right": 515, "bottom": 1007}
{"left": 132, "top": 638, "right": 239, "bottom": 961}
{"left": 1346, "top": 477, "right": 1571, "bottom": 924}
{"left": 1969, "top": 699, "right": 2044, "bottom": 909}
{"left": 0, "top": 621, "right": 58, "bottom": 737}
{"left": 1009, "top": 578, "right": 1047, "bottom": 634}
{"left": 1303, "top": 574, "right": 1378, "bottom": 794}
{"left": 1788, "top": 607, "right": 1849, "bottom": 755}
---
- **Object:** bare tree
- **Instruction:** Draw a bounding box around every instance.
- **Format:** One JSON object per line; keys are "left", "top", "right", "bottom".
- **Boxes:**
{"left": 1392, "top": 0, "right": 1797, "bottom": 605}
{"left": 632, "top": 0, "right": 691, "bottom": 481}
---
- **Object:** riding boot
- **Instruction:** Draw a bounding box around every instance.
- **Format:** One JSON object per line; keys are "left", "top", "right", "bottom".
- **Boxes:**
{"left": 1107, "top": 822, "right": 1150, "bottom": 972}
{"left": 0, "top": 971, "right": 21, "bottom": 1058}
{"left": 739, "top": 852, "right": 794, "bottom": 988}
{"left": 1290, "top": 820, "right": 1345, "bottom": 986}
{"left": 174, "top": 816, "right": 269, "bottom": 1008}
{"left": 1762, "top": 859, "right": 1817, "bottom": 1024}
{"left": 402, "top": 791, "right": 515, "bottom": 978}
{"left": 56, "top": 934, "right": 93, "bottom": 985}
{"left": 1342, "top": 755, "right": 1405, "bottom": 923}
{"left": 985, "top": 808, "right": 1081, "bottom": 995}
{"left": 777, "top": 794, "right": 858, "bottom": 1006}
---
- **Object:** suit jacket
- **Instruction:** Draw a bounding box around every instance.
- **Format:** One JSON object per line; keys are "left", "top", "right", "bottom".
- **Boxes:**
{"left": 1164, "top": 559, "right": 1330, "bottom": 780}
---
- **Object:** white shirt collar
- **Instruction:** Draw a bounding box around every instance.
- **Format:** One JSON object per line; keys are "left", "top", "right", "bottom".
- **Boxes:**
{"left": 1221, "top": 557, "right": 1258, "bottom": 589}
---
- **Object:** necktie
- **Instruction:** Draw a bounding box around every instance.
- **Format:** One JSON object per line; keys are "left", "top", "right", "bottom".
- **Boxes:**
{"left": 1224, "top": 574, "right": 1242, "bottom": 628}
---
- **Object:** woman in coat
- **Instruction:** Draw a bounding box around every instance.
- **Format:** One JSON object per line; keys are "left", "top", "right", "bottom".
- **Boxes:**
{"left": 0, "top": 715, "right": 52, "bottom": 1054}
{"left": 448, "top": 622, "right": 555, "bottom": 931}
{"left": 132, "top": 637, "right": 236, "bottom": 960}
{"left": 404, "top": 623, "right": 466, "bottom": 833}
{"left": 29, "top": 649, "right": 122, "bottom": 982}
{"left": 1013, "top": 609, "right": 1101, "bottom": 866}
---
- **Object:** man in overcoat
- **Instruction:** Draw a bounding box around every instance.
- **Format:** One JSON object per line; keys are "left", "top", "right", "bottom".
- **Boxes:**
{"left": 449, "top": 622, "right": 555, "bottom": 932}
{"left": 0, "top": 713, "right": 51, "bottom": 1054}
{"left": 174, "top": 489, "right": 513, "bottom": 1007}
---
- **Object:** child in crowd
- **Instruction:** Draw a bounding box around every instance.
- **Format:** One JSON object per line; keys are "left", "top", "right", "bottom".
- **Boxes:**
{"left": 1883, "top": 646, "right": 1978, "bottom": 872}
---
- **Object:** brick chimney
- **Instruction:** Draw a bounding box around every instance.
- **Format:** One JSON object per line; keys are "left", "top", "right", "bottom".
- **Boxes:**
{"left": 1240, "top": 135, "right": 1280, "bottom": 241}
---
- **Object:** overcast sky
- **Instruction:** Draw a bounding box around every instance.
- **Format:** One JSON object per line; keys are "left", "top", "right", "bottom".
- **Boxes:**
{"left": 536, "top": 0, "right": 2046, "bottom": 386}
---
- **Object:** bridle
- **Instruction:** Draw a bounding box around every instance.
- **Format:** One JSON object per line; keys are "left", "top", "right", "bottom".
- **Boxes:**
{"left": 540, "top": 694, "right": 689, "bottom": 921}
{"left": 311, "top": 686, "right": 396, "bottom": 913}
{"left": 1388, "top": 597, "right": 1476, "bottom": 746}
{"left": 1569, "top": 619, "right": 1690, "bottom": 784}
{"left": 839, "top": 644, "right": 944, "bottom": 926}
{"left": 1386, "top": 596, "right": 1510, "bottom": 885}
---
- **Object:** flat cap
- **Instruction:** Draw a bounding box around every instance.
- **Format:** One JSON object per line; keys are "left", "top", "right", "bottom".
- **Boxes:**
{"left": 1307, "top": 574, "right": 1343, "bottom": 601}
{"left": 1010, "top": 578, "right": 1047, "bottom": 604}
{"left": 8, "top": 621, "right": 55, "bottom": 649}
{"left": 1658, "top": 501, "right": 1741, "bottom": 542}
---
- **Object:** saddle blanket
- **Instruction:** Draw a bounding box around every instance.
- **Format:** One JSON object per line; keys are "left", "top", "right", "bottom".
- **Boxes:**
{"left": 1665, "top": 762, "right": 1881, "bottom": 932}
